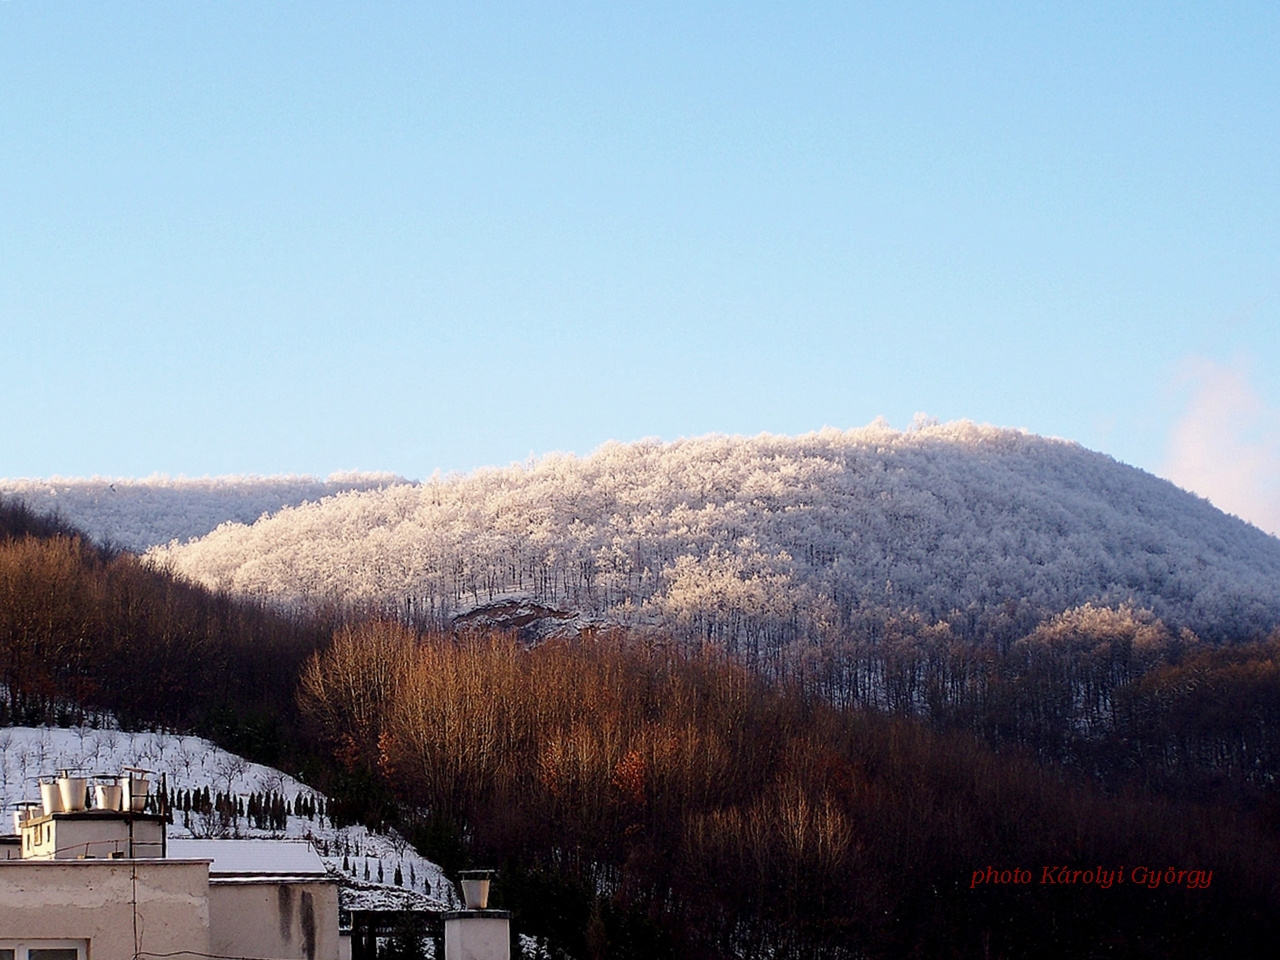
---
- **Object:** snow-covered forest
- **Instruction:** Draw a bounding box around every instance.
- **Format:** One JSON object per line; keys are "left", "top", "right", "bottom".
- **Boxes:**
{"left": 0, "top": 473, "right": 405, "bottom": 553}
{"left": 147, "top": 422, "right": 1280, "bottom": 647}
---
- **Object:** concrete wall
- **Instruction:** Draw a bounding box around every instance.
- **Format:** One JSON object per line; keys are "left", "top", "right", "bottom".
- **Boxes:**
{"left": 208, "top": 880, "right": 339, "bottom": 960}
{"left": 444, "top": 915, "right": 510, "bottom": 960}
{"left": 0, "top": 860, "right": 210, "bottom": 960}
{"left": 21, "top": 816, "right": 165, "bottom": 860}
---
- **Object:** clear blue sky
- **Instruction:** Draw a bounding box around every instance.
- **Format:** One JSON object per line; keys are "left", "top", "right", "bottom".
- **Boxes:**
{"left": 2, "top": 2, "right": 1277, "bottom": 512}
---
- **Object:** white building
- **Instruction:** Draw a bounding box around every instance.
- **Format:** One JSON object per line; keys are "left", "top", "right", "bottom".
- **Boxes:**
{"left": 0, "top": 772, "right": 339, "bottom": 960}
{"left": 169, "top": 839, "right": 340, "bottom": 960}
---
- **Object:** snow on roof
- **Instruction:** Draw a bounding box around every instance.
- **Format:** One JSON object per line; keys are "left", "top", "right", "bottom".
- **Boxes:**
{"left": 168, "top": 839, "right": 329, "bottom": 878}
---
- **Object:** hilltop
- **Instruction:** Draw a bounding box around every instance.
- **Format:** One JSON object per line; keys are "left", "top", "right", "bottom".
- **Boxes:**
{"left": 147, "top": 422, "right": 1280, "bottom": 646}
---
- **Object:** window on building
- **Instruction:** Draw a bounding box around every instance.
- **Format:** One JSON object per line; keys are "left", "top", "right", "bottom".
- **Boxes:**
{"left": 0, "top": 943, "right": 86, "bottom": 960}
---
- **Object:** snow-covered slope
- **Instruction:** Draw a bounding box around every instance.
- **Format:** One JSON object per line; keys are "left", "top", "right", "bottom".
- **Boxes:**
{"left": 0, "top": 725, "right": 454, "bottom": 911}
{"left": 0, "top": 473, "right": 408, "bottom": 553}
{"left": 148, "top": 423, "right": 1280, "bottom": 642}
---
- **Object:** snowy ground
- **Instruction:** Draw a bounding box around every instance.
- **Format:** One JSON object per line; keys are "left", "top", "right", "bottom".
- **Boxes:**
{"left": 0, "top": 725, "right": 456, "bottom": 911}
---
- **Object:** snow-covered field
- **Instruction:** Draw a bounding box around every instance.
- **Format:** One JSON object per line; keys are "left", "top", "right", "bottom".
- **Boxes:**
{"left": 0, "top": 725, "right": 455, "bottom": 912}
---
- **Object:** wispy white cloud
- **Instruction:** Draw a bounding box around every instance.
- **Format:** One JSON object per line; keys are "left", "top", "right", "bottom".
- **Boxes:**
{"left": 1163, "top": 358, "right": 1280, "bottom": 536}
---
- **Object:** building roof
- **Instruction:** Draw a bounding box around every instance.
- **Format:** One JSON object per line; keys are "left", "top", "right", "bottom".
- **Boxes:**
{"left": 168, "top": 838, "right": 330, "bottom": 880}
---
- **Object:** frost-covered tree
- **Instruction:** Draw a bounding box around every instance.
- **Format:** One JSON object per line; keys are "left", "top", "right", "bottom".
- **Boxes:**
{"left": 149, "top": 423, "right": 1280, "bottom": 652}
{"left": 0, "top": 473, "right": 405, "bottom": 553}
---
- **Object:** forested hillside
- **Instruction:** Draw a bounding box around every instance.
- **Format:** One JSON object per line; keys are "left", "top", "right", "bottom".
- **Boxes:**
{"left": 0, "top": 497, "right": 328, "bottom": 746}
{"left": 300, "top": 622, "right": 1280, "bottom": 958}
{"left": 151, "top": 423, "right": 1280, "bottom": 650}
{"left": 5, "top": 495, "right": 1280, "bottom": 956}
{"left": 0, "top": 472, "right": 404, "bottom": 553}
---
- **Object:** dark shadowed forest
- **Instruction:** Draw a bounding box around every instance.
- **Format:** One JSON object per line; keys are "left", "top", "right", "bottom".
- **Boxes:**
{"left": 0, "top": 497, "right": 329, "bottom": 757}
{"left": 3, "top": 495, "right": 1280, "bottom": 958}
